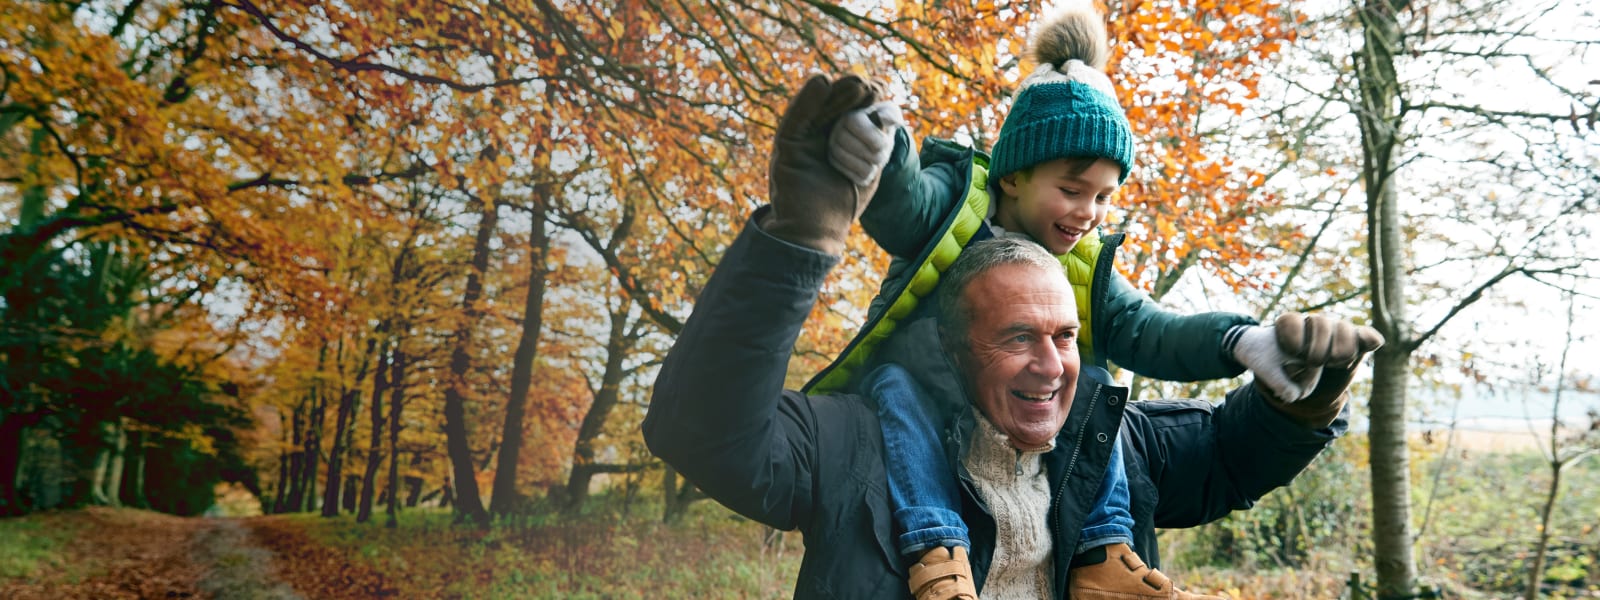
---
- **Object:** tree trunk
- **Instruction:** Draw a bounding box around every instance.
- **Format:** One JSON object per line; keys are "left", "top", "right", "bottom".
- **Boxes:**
{"left": 126, "top": 428, "right": 147, "bottom": 508}
{"left": 1527, "top": 465, "right": 1561, "bottom": 599}
{"left": 272, "top": 428, "right": 289, "bottom": 513}
{"left": 301, "top": 346, "right": 330, "bottom": 513}
{"left": 1355, "top": 0, "right": 1416, "bottom": 594}
{"left": 621, "top": 457, "right": 640, "bottom": 519}
{"left": 320, "top": 387, "right": 355, "bottom": 517}
{"left": 442, "top": 190, "right": 496, "bottom": 528}
{"left": 357, "top": 337, "right": 394, "bottom": 524}
{"left": 31, "top": 432, "right": 68, "bottom": 510}
{"left": 1369, "top": 345, "right": 1415, "bottom": 593}
{"left": 491, "top": 197, "right": 544, "bottom": 516}
{"left": 443, "top": 381, "right": 488, "bottom": 525}
{"left": 323, "top": 337, "right": 376, "bottom": 517}
{"left": 1527, "top": 294, "right": 1577, "bottom": 600}
{"left": 90, "top": 424, "right": 112, "bottom": 506}
{"left": 282, "top": 398, "right": 306, "bottom": 512}
{"left": 662, "top": 466, "right": 703, "bottom": 524}
{"left": 0, "top": 416, "right": 29, "bottom": 516}
{"left": 405, "top": 476, "right": 424, "bottom": 507}
{"left": 563, "top": 300, "right": 630, "bottom": 513}
{"left": 385, "top": 347, "right": 406, "bottom": 528}
{"left": 662, "top": 464, "right": 679, "bottom": 524}
{"left": 342, "top": 475, "right": 359, "bottom": 512}
{"left": 104, "top": 418, "right": 126, "bottom": 507}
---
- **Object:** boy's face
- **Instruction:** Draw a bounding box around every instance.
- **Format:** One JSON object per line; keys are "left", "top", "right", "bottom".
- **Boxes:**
{"left": 995, "top": 157, "right": 1121, "bottom": 256}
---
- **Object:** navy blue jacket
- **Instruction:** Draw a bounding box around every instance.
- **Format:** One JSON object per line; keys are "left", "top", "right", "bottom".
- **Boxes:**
{"left": 643, "top": 209, "right": 1346, "bottom": 598}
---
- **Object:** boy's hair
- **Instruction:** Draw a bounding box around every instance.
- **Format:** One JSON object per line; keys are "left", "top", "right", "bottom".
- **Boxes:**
{"left": 1007, "top": 156, "right": 1101, "bottom": 185}
{"left": 990, "top": 8, "right": 1135, "bottom": 186}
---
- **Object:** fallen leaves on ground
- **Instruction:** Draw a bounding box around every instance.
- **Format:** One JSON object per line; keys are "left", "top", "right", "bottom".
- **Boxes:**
{"left": 0, "top": 507, "right": 207, "bottom": 600}
{"left": 245, "top": 515, "right": 402, "bottom": 599}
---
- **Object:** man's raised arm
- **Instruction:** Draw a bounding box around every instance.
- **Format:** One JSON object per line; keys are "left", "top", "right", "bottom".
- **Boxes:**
{"left": 641, "top": 74, "right": 892, "bottom": 529}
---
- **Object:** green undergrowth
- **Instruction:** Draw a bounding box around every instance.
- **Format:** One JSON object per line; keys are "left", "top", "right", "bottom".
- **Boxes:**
{"left": 279, "top": 496, "right": 802, "bottom": 598}
{"left": 0, "top": 511, "right": 84, "bottom": 582}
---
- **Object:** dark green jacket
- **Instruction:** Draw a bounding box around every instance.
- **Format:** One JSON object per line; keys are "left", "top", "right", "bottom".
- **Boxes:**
{"left": 805, "top": 132, "right": 1255, "bottom": 394}
{"left": 643, "top": 213, "right": 1346, "bottom": 598}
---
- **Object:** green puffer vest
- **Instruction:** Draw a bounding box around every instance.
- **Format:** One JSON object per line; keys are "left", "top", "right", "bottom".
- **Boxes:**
{"left": 804, "top": 157, "right": 1122, "bottom": 394}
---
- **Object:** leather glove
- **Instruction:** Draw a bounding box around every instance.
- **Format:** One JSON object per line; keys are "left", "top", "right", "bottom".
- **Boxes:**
{"left": 1265, "top": 312, "right": 1385, "bottom": 429}
{"left": 761, "top": 74, "right": 883, "bottom": 255}
{"left": 828, "top": 101, "right": 905, "bottom": 187}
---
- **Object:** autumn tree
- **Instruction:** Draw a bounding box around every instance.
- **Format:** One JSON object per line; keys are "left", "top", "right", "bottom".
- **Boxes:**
{"left": 10, "top": 0, "right": 1493, "bottom": 540}
{"left": 1525, "top": 291, "right": 1599, "bottom": 599}
{"left": 1261, "top": 0, "right": 1600, "bottom": 593}
{"left": 0, "top": 0, "right": 343, "bottom": 514}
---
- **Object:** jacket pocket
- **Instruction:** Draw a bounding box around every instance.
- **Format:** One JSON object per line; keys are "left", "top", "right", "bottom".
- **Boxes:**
{"left": 865, "top": 493, "right": 905, "bottom": 577}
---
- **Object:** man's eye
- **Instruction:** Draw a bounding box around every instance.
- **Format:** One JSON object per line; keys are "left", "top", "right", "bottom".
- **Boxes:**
{"left": 1060, "top": 188, "right": 1080, "bottom": 196}
{"left": 1011, "top": 334, "right": 1032, "bottom": 344}
{"left": 1096, "top": 194, "right": 1112, "bottom": 204}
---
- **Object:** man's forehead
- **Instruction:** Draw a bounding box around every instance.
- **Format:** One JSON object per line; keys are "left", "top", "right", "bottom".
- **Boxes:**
{"left": 966, "top": 265, "right": 1077, "bottom": 325}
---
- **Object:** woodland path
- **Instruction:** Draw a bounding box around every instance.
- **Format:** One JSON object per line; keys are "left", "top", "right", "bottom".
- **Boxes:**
{"left": 0, "top": 507, "right": 398, "bottom": 600}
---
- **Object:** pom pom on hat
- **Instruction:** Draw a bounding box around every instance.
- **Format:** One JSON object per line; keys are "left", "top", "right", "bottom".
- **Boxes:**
{"left": 990, "top": 9, "right": 1135, "bottom": 184}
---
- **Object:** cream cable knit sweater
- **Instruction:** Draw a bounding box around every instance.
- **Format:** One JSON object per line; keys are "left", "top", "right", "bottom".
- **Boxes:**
{"left": 964, "top": 416, "right": 1056, "bottom": 600}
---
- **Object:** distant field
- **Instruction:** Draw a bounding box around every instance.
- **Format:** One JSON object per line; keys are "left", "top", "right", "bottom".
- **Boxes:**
{"left": 1412, "top": 422, "right": 1587, "bottom": 454}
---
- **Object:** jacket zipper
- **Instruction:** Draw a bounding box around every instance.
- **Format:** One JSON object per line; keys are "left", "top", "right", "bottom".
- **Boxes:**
{"left": 1088, "top": 233, "right": 1125, "bottom": 367}
{"left": 1050, "top": 384, "right": 1103, "bottom": 568}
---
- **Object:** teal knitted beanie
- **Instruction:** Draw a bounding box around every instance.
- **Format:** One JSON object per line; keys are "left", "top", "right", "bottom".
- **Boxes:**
{"left": 989, "top": 80, "right": 1135, "bottom": 185}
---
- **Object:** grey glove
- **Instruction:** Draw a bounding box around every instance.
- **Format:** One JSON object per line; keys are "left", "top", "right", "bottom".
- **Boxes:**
{"left": 1229, "top": 325, "right": 1314, "bottom": 402}
{"left": 828, "top": 101, "right": 905, "bottom": 187}
{"left": 760, "top": 74, "right": 883, "bottom": 255}
{"left": 1264, "top": 312, "right": 1385, "bottom": 429}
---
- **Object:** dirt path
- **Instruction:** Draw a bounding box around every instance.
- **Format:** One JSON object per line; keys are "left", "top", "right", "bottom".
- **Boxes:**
{"left": 242, "top": 516, "right": 400, "bottom": 599}
{"left": 191, "top": 519, "right": 305, "bottom": 600}
{"left": 0, "top": 507, "right": 304, "bottom": 600}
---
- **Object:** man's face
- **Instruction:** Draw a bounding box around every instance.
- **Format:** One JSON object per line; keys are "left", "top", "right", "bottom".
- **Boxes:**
{"left": 958, "top": 263, "right": 1081, "bottom": 450}
{"left": 995, "top": 157, "right": 1121, "bottom": 256}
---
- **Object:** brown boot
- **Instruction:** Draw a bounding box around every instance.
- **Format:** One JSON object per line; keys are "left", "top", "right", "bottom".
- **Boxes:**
{"left": 1067, "top": 543, "right": 1225, "bottom": 599}
{"left": 908, "top": 546, "right": 977, "bottom": 600}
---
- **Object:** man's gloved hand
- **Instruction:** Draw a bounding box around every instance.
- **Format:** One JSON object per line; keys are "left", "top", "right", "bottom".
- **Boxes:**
{"left": 828, "top": 101, "right": 905, "bottom": 187}
{"left": 1265, "top": 312, "right": 1386, "bottom": 429}
{"left": 761, "top": 74, "right": 884, "bottom": 255}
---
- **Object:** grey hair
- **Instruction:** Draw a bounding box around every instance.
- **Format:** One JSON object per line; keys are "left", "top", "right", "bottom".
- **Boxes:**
{"left": 935, "top": 236, "right": 1064, "bottom": 362}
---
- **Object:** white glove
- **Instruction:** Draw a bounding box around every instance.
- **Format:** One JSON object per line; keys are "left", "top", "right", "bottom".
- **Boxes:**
{"left": 1231, "top": 325, "right": 1321, "bottom": 403}
{"left": 828, "top": 101, "right": 905, "bottom": 187}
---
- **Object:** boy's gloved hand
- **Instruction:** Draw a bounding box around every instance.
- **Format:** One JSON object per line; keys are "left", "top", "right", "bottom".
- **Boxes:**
{"left": 761, "top": 74, "right": 883, "bottom": 255}
{"left": 1261, "top": 312, "right": 1385, "bottom": 429}
{"left": 1228, "top": 325, "right": 1308, "bottom": 402}
{"left": 828, "top": 101, "right": 905, "bottom": 187}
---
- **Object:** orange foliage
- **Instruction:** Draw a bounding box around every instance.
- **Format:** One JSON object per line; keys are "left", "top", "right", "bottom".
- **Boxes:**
{"left": 4, "top": 0, "right": 1299, "bottom": 507}
{"left": 1104, "top": 0, "right": 1297, "bottom": 295}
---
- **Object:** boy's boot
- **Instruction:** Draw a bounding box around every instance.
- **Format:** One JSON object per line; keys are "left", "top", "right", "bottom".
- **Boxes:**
{"left": 1068, "top": 543, "right": 1224, "bottom": 600}
{"left": 908, "top": 546, "right": 977, "bottom": 600}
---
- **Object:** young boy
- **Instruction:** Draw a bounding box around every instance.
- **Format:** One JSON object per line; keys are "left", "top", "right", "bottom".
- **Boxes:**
{"left": 812, "top": 8, "right": 1311, "bottom": 599}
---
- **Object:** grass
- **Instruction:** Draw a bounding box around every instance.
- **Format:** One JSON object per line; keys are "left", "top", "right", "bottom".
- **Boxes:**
{"left": 273, "top": 497, "right": 802, "bottom": 599}
{"left": 0, "top": 512, "right": 83, "bottom": 582}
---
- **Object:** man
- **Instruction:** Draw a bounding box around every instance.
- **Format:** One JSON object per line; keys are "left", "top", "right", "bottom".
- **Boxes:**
{"left": 642, "top": 74, "right": 1381, "bottom": 599}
